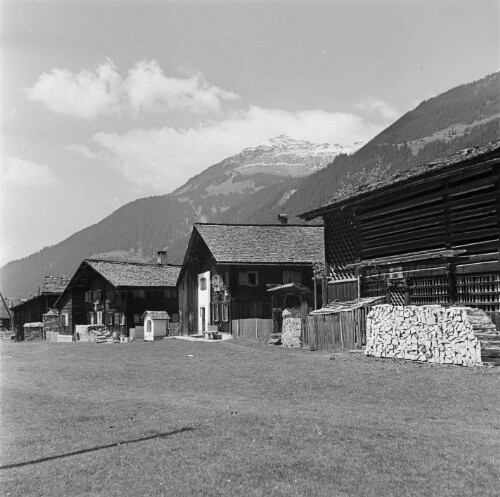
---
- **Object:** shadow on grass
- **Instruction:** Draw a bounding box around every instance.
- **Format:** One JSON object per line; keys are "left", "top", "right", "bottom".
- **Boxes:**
{"left": 0, "top": 427, "right": 194, "bottom": 470}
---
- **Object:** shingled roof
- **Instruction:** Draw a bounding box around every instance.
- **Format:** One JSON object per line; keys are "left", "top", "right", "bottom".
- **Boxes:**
{"left": 191, "top": 223, "right": 324, "bottom": 264}
{"left": 41, "top": 276, "right": 70, "bottom": 294}
{"left": 300, "top": 139, "right": 500, "bottom": 220}
{"left": 85, "top": 260, "right": 181, "bottom": 288}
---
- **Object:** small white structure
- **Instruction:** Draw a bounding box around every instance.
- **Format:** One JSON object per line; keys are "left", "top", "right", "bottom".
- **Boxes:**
{"left": 142, "top": 310, "right": 170, "bottom": 341}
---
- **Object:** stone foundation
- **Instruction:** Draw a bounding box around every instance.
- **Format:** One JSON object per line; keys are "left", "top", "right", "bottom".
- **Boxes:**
{"left": 366, "top": 305, "right": 500, "bottom": 367}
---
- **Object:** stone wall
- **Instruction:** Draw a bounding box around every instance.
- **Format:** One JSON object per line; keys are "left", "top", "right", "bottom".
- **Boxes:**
{"left": 366, "top": 305, "right": 500, "bottom": 367}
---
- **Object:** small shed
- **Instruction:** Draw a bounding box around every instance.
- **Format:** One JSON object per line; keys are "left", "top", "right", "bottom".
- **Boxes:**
{"left": 305, "top": 296, "right": 385, "bottom": 350}
{"left": 142, "top": 310, "right": 170, "bottom": 341}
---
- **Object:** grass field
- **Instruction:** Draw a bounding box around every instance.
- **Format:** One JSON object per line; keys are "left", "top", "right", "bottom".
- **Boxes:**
{"left": 1, "top": 338, "right": 499, "bottom": 496}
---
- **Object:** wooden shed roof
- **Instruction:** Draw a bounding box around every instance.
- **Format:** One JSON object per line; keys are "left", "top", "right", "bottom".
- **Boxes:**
{"left": 300, "top": 140, "right": 500, "bottom": 220}
{"left": 85, "top": 259, "right": 181, "bottom": 288}
{"left": 192, "top": 223, "right": 325, "bottom": 265}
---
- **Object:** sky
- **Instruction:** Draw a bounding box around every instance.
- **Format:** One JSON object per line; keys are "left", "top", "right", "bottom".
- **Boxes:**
{"left": 0, "top": 0, "right": 499, "bottom": 266}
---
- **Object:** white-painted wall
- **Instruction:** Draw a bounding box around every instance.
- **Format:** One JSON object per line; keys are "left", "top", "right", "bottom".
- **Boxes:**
{"left": 198, "top": 271, "right": 210, "bottom": 333}
{"left": 144, "top": 317, "right": 168, "bottom": 341}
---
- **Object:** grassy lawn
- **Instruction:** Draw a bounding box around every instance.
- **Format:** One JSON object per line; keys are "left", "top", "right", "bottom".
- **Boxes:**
{"left": 1, "top": 338, "right": 499, "bottom": 496}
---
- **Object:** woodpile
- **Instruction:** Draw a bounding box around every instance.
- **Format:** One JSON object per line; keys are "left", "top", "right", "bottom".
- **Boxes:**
{"left": 282, "top": 307, "right": 302, "bottom": 348}
{"left": 366, "top": 305, "right": 500, "bottom": 367}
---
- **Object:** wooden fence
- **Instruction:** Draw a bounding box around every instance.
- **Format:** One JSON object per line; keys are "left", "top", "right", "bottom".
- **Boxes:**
{"left": 303, "top": 307, "right": 369, "bottom": 351}
{"left": 232, "top": 318, "right": 273, "bottom": 340}
{"left": 233, "top": 302, "right": 272, "bottom": 319}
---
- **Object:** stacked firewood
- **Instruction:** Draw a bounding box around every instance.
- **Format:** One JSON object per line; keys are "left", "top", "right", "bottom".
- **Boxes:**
{"left": 366, "top": 305, "right": 500, "bottom": 367}
{"left": 282, "top": 307, "right": 302, "bottom": 348}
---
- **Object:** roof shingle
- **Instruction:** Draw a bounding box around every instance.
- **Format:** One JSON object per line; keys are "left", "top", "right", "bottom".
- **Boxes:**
{"left": 42, "top": 276, "right": 70, "bottom": 294}
{"left": 85, "top": 260, "right": 180, "bottom": 288}
{"left": 194, "top": 224, "right": 324, "bottom": 264}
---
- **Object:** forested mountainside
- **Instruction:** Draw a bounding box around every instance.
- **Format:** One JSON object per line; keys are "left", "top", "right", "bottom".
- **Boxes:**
{"left": 370, "top": 71, "right": 499, "bottom": 145}
{"left": 2, "top": 72, "right": 498, "bottom": 299}
{"left": 0, "top": 136, "right": 352, "bottom": 298}
{"left": 270, "top": 119, "right": 499, "bottom": 218}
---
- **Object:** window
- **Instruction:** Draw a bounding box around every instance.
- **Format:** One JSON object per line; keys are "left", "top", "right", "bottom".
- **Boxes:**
{"left": 238, "top": 271, "right": 258, "bottom": 286}
{"left": 61, "top": 313, "right": 69, "bottom": 327}
{"left": 200, "top": 276, "right": 207, "bottom": 291}
{"left": 247, "top": 271, "right": 258, "bottom": 286}
{"left": 211, "top": 303, "right": 220, "bottom": 323}
{"left": 221, "top": 303, "right": 229, "bottom": 322}
{"left": 85, "top": 291, "right": 92, "bottom": 303}
{"left": 105, "top": 313, "right": 113, "bottom": 325}
{"left": 283, "top": 271, "right": 302, "bottom": 284}
{"left": 134, "top": 314, "right": 141, "bottom": 324}
{"left": 133, "top": 290, "right": 145, "bottom": 299}
{"left": 171, "top": 312, "right": 179, "bottom": 323}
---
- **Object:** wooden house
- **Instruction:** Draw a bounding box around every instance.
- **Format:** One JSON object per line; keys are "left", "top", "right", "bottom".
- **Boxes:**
{"left": 11, "top": 276, "right": 69, "bottom": 335}
{"left": 0, "top": 291, "right": 13, "bottom": 330}
{"left": 299, "top": 140, "right": 500, "bottom": 325}
{"left": 177, "top": 223, "right": 324, "bottom": 336}
{"left": 54, "top": 258, "right": 181, "bottom": 336}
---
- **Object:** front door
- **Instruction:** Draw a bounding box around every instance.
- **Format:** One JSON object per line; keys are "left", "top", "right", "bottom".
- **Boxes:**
{"left": 200, "top": 307, "right": 206, "bottom": 332}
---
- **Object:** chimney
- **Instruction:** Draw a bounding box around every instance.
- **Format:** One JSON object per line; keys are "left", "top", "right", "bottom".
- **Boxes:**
{"left": 278, "top": 214, "right": 288, "bottom": 225}
{"left": 157, "top": 250, "right": 168, "bottom": 265}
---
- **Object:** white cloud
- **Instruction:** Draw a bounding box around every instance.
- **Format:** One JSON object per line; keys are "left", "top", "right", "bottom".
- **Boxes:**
{"left": 354, "top": 97, "right": 400, "bottom": 121}
{"left": 66, "top": 143, "right": 106, "bottom": 160}
{"left": 124, "top": 61, "right": 239, "bottom": 115}
{"left": 2, "top": 156, "right": 60, "bottom": 188}
{"left": 25, "top": 60, "right": 239, "bottom": 119}
{"left": 25, "top": 61, "right": 122, "bottom": 119}
{"left": 93, "top": 105, "right": 383, "bottom": 191}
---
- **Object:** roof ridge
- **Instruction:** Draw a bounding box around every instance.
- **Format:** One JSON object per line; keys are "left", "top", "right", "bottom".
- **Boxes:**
{"left": 85, "top": 258, "right": 181, "bottom": 268}
{"left": 194, "top": 222, "right": 323, "bottom": 228}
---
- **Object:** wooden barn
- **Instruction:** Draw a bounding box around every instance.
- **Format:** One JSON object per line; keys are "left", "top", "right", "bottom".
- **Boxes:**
{"left": 55, "top": 257, "right": 180, "bottom": 336}
{"left": 0, "top": 291, "right": 13, "bottom": 331}
{"left": 11, "top": 276, "right": 69, "bottom": 336}
{"left": 300, "top": 140, "right": 500, "bottom": 326}
{"left": 177, "top": 222, "right": 324, "bottom": 337}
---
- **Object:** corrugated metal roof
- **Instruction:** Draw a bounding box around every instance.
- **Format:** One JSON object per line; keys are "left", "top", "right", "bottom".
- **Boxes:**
{"left": 194, "top": 223, "right": 324, "bottom": 264}
{"left": 85, "top": 260, "right": 181, "bottom": 288}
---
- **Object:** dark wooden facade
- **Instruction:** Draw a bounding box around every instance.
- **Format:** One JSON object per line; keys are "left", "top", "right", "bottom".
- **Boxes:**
{"left": 10, "top": 276, "right": 69, "bottom": 335}
{"left": 55, "top": 260, "right": 180, "bottom": 336}
{"left": 0, "top": 292, "right": 13, "bottom": 330}
{"left": 178, "top": 224, "right": 324, "bottom": 336}
{"left": 301, "top": 141, "right": 500, "bottom": 318}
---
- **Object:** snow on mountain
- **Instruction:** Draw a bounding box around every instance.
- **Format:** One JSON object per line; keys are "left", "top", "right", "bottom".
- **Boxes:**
{"left": 175, "top": 134, "right": 362, "bottom": 197}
